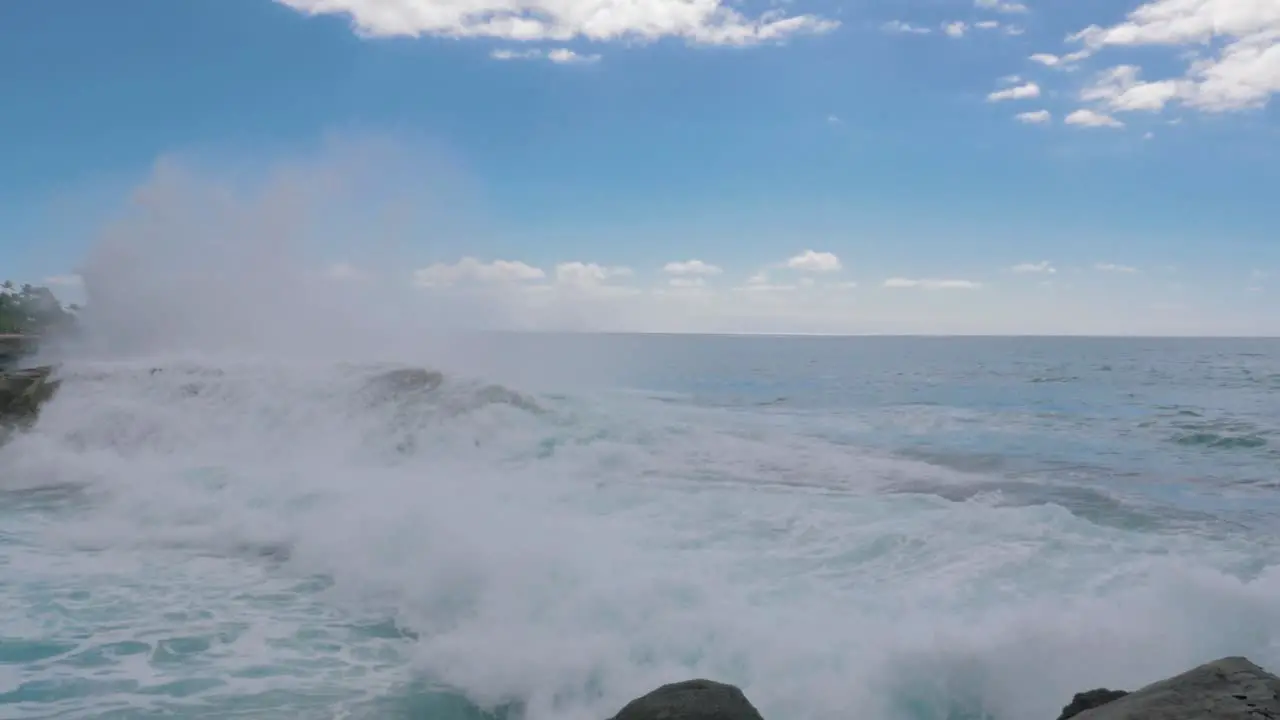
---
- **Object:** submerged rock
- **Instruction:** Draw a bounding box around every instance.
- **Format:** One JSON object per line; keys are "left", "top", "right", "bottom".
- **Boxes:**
{"left": 610, "top": 680, "right": 764, "bottom": 720}
{"left": 358, "top": 367, "right": 446, "bottom": 407}
{"left": 1062, "top": 657, "right": 1280, "bottom": 720}
{"left": 0, "top": 365, "right": 58, "bottom": 426}
{"left": 370, "top": 367, "right": 445, "bottom": 394}
{"left": 476, "top": 383, "right": 544, "bottom": 414}
{"left": 1057, "top": 689, "right": 1129, "bottom": 720}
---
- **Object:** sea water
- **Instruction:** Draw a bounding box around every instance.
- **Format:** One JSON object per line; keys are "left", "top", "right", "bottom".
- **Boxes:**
{"left": 2, "top": 335, "right": 1280, "bottom": 720}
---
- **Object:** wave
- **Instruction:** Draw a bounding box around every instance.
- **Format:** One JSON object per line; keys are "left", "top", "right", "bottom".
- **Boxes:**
{"left": 3, "top": 360, "right": 1280, "bottom": 720}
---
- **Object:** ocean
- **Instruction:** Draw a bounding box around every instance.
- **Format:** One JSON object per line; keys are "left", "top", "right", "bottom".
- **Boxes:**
{"left": 3, "top": 334, "right": 1280, "bottom": 720}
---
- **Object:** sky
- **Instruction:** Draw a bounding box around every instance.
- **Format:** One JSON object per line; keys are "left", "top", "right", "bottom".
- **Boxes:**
{"left": 1, "top": 0, "right": 1278, "bottom": 335}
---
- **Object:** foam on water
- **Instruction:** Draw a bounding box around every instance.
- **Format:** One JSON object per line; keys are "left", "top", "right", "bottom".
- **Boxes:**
{"left": 4, "top": 358, "right": 1280, "bottom": 720}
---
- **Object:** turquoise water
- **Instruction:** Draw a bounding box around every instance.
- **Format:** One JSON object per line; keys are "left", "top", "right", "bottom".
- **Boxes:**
{"left": 3, "top": 336, "right": 1280, "bottom": 720}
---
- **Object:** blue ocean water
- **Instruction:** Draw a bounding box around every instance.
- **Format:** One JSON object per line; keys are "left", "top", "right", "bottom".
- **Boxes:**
{"left": 2, "top": 335, "right": 1280, "bottom": 720}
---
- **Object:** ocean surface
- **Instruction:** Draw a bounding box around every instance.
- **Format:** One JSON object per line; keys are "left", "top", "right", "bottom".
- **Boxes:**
{"left": 3, "top": 334, "right": 1280, "bottom": 720}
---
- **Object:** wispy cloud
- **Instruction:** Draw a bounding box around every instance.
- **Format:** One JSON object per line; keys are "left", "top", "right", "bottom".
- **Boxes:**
{"left": 663, "top": 259, "right": 723, "bottom": 276}
{"left": 1011, "top": 261, "right": 1056, "bottom": 273}
{"left": 1065, "top": 109, "right": 1125, "bottom": 128}
{"left": 1015, "top": 109, "right": 1052, "bottom": 124}
{"left": 882, "top": 20, "right": 931, "bottom": 35}
{"left": 1095, "top": 262, "right": 1139, "bottom": 273}
{"left": 413, "top": 257, "right": 547, "bottom": 287}
{"left": 43, "top": 274, "right": 85, "bottom": 287}
{"left": 883, "top": 277, "right": 983, "bottom": 290}
{"left": 975, "top": 0, "right": 1028, "bottom": 14}
{"left": 490, "top": 47, "right": 601, "bottom": 64}
{"left": 988, "top": 82, "right": 1041, "bottom": 102}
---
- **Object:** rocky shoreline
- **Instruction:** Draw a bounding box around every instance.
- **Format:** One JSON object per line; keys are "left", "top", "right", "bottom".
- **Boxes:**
{"left": 609, "top": 657, "right": 1280, "bottom": 720}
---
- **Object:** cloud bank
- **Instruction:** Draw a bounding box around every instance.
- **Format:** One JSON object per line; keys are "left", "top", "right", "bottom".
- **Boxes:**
{"left": 275, "top": 0, "right": 837, "bottom": 46}
{"left": 56, "top": 137, "right": 1276, "bottom": 341}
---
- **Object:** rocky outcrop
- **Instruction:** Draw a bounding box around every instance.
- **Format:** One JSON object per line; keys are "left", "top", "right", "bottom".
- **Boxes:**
{"left": 609, "top": 680, "right": 765, "bottom": 720}
{"left": 607, "top": 658, "right": 1280, "bottom": 720}
{"left": 360, "top": 367, "right": 544, "bottom": 415}
{"left": 1057, "top": 689, "right": 1130, "bottom": 720}
{"left": 0, "top": 365, "right": 58, "bottom": 426}
{"left": 366, "top": 367, "right": 445, "bottom": 396}
{"left": 1060, "top": 657, "right": 1280, "bottom": 720}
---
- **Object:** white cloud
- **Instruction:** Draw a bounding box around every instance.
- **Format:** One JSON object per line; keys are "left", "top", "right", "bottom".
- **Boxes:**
{"left": 883, "top": 277, "right": 983, "bottom": 290}
{"left": 548, "top": 48, "right": 599, "bottom": 64}
{"left": 1081, "top": 65, "right": 1182, "bottom": 112}
{"left": 976, "top": 0, "right": 1028, "bottom": 14}
{"left": 667, "top": 277, "right": 707, "bottom": 288}
{"left": 555, "top": 261, "right": 632, "bottom": 286}
{"left": 75, "top": 134, "right": 1278, "bottom": 338}
{"left": 785, "top": 250, "right": 843, "bottom": 272}
{"left": 491, "top": 48, "right": 538, "bottom": 60}
{"left": 1011, "top": 261, "right": 1056, "bottom": 273}
{"left": 413, "top": 257, "right": 546, "bottom": 287}
{"left": 1065, "top": 109, "right": 1125, "bottom": 127}
{"left": 276, "top": 0, "right": 838, "bottom": 46}
{"left": 1065, "top": 0, "right": 1280, "bottom": 113}
{"left": 827, "top": 114, "right": 842, "bottom": 125}
{"left": 943, "top": 21, "right": 968, "bottom": 38}
{"left": 988, "top": 81, "right": 1041, "bottom": 101}
{"left": 976, "top": 20, "right": 1000, "bottom": 30}
{"left": 491, "top": 47, "right": 601, "bottom": 63}
{"left": 1015, "top": 109, "right": 1052, "bottom": 124}
{"left": 663, "top": 259, "right": 723, "bottom": 276}
{"left": 1027, "top": 49, "right": 1092, "bottom": 70}
{"left": 1095, "top": 262, "right": 1139, "bottom": 273}
{"left": 882, "top": 20, "right": 931, "bottom": 35}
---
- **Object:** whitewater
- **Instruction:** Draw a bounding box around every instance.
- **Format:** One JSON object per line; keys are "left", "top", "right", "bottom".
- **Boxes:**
{"left": 3, "top": 333, "right": 1280, "bottom": 720}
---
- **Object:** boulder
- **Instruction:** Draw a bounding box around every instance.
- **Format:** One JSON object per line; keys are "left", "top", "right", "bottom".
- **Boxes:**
{"left": 1063, "top": 657, "right": 1280, "bottom": 720}
{"left": 0, "top": 365, "right": 58, "bottom": 425}
{"left": 361, "top": 367, "right": 445, "bottom": 404}
{"left": 610, "top": 680, "right": 764, "bottom": 720}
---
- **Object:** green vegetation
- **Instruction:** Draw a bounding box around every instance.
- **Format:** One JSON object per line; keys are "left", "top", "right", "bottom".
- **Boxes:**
{"left": 0, "top": 281, "right": 78, "bottom": 335}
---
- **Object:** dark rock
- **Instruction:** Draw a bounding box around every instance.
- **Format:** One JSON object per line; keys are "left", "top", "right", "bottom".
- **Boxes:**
{"left": 0, "top": 365, "right": 59, "bottom": 426}
{"left": 363, "top": 367, "right": 445, "bottom": 399}
{"left": 610, "top": 679, "right": 764, "bottom": 720}
{"left": 1058, "top": 689, "right": 1129, "bottom": 720}
{"left": 1065, "top": 657, "right": 1280, "bottom": 720}
{"left": 476, "top": 384, "right": 543, "bottom": 414}
{"left": 0, "top": 334, "right": 38, "bottom": 370}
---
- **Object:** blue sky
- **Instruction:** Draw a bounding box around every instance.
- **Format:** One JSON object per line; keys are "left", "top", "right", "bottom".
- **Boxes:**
{"left": 2, "top": 0, "right": 1277, "bottom": 334}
